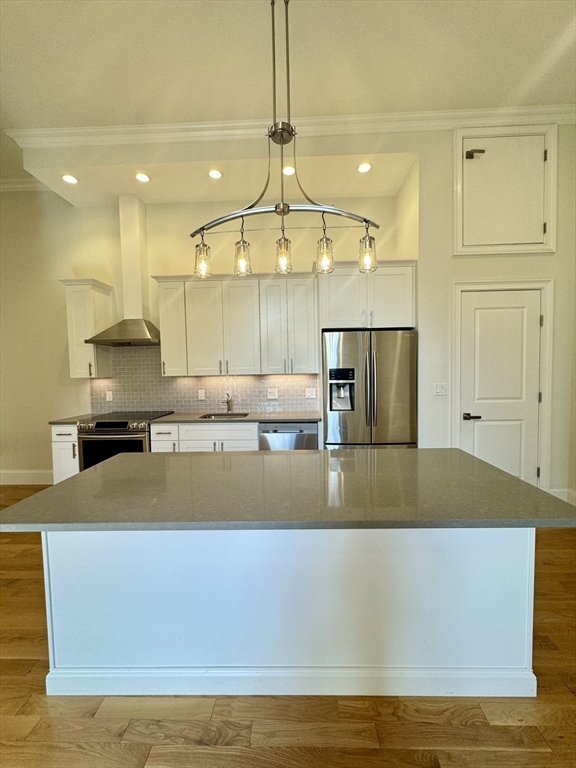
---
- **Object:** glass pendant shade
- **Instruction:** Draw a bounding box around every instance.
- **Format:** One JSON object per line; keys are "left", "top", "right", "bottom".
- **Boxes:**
{"left": 234, "top": 238, "right": 252, "bottom": 277}
{"left": 194, "top": 242, "right": 212, "bottom": 279}
{"left": 316, "top": 235, "right": 334, "bottom": 274}
{"left": 275, "top": 236, "right": 293, "bottom": 274}
{"left": 358, "top": 233, "right": 377, "bottom": 273}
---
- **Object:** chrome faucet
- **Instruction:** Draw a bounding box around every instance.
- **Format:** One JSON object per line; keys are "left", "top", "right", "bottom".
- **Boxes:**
{"left": 222, "top": 392, "right": 233, "bottom": 413}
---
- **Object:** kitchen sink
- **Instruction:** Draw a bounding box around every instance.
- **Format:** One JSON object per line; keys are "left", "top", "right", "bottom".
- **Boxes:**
{"left": 199, "top": 413, "right": 250, "bottom": 419}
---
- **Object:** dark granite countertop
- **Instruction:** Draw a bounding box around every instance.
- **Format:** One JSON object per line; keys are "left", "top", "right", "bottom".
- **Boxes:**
{"left": 2, "top": 449, "right": 574, "bottom": 532}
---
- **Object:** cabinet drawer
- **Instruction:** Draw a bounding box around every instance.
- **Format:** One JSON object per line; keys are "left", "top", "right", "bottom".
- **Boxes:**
{"left": 51, "top": 426, "right": 78, "bottom": 442}
{"left": 151, "top": 424, "right": 179, "bottom": 439}
{"left": 151, "top": 440, "right": 178, "bottom": 453}
{"left": 179, "top": 440, "right": 219, "bottom": 452}
{"left": 179, "top": 423, "right": 258, "bottom": 442}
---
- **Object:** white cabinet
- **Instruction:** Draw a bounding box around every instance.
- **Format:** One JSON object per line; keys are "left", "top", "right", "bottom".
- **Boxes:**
{"left": 150, "top": 424, "right": 179, "bottom": 453}
{"left": 221, "top": 281, "right": 261, "bottom": 375}
{"left": 158, "top": 282, "right": 188, "bottom": 377}
{"left": 454, "top": 125, "right": 557, "bottom": 255}
{"left": 154, "top": 277, "right": 261, "bottom": 376}
{"left": 51, "top": 426, "right": 79, "bottom": 483}
{"left": 59, "top": 279, "right": 113, "bottom": 378}
{"left": 260, "top": 278, "right": 318, "bottom": 374}
{"left": 152, "top": 422, "right": 259, "bottom": 453}
{"left": 186, "top": 280, "right": 260, "bottom": 376}
{"left": 319, "top": 264, "right": 415, "bottom": 329}
{"left": 179, "top": 422, "right": 259, "bottom": 452}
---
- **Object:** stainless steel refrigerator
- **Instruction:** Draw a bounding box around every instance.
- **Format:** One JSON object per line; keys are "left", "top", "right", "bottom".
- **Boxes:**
{"left": 322, "top": 330, "right": 417, "bottom": 448}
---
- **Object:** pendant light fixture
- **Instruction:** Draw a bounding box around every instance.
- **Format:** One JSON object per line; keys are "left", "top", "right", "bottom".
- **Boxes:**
{"left": 234, "top": 218, "right": 252, "bottom": 276}
{"left": 316, "top": 213, "right": 335, "bottom": 275}
{"left": 194, "top": 232, "right": 212, "bottom": 279}
{"left": 358, "top": 222, "right": 377, "bottom": 273}
{"left": 190, "top": 0, "right": 379, "bottom": 275}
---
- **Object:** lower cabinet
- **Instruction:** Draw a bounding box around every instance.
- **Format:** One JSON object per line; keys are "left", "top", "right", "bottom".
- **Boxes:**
{"left": 51, "top": 427, "right": 79, "bottom": 484}
{"left": 151, "top": 422, "right": 259, "bottom": 453}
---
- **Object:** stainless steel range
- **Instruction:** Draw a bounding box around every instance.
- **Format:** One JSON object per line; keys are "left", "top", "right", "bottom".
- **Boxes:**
{"left": 77, "top": 411, "right": 173, "bottom": 471}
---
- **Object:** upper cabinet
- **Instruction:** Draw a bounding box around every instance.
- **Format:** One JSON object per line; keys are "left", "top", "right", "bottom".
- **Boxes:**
{"left": 155, "top": 277, "right": 261, "bottom": 377}
{"left": 319, "top": 264, "right": 416, "bottom": 330}
{"left": 454, "top": 125, "right": 557, "bottom": 255}
{"left": 59, "top": 279, "right": 113, "bottom": 378}
{"left": 157, "top": 281, "right": 188, "bottom": 377}
{"left": 260, "top": 278, "right": 318, "bottom": 374}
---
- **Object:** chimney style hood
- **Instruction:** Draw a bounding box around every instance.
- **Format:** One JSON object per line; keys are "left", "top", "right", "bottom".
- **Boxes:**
{"left": 85, "top": 318, "right": 160, "bottom": 346}
{"left": 86, "top": 196, "right": 160, "bottom": 347}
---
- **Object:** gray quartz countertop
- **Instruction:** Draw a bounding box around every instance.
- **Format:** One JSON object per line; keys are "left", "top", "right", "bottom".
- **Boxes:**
{"left": 155, "top": 411, "right": 321, "bottom": 423}
{"left": 49, "top": 414, "right": 93, "bottom": 425}
{"left": 2, "top": 449, "right": 574, "bottom": 532}
{"left": 49, "top": 411, "right": 321, "bottom": 425}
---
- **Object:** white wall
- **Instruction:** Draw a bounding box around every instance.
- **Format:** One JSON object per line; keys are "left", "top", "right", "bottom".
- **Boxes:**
{"left": 1, "top": 124, "right": 574, "bottom": 496}
{"left": 0, "top": 193, "right": 120, "bottom": 481}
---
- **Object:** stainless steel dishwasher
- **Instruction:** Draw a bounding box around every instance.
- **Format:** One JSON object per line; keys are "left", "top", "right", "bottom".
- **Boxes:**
{"left": 258, "top": 422, "right": 318, "bottom": 450}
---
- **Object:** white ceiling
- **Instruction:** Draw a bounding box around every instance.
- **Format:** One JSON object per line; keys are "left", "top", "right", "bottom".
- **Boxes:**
{"left": 1, "top": 0, "right": 574, "bottom": 202}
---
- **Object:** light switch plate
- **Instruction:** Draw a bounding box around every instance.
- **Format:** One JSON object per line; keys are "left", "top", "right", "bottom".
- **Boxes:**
{"left": 434, "top": 383, "right": 447, "bottom": 396}
{"left": 267, "top": 388, "right": 278, "bottom": 399}
{"left": 306, "top": 388, "right": 316, "bottom": 398}
{"left": 198, "top": 389, "right": 205, "bottom": 400}
{"left": 106, "top": 390, "right": 113, "bottom": 401}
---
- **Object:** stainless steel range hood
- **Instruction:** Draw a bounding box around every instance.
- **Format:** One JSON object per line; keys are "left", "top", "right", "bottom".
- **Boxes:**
{"left": 86, "top": 196, "right": 160, "bottom": 347}
{"left": 85, "top": 318, "right": 160, "bottom": 346}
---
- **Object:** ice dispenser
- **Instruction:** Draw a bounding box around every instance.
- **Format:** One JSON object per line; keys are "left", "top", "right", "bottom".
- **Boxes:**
{"left": 328, "top": 368, "right": 355, "bottom": 411}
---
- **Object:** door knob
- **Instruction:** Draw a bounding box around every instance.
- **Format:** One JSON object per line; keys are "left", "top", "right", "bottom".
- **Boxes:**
{"left": 463, "top": 413, "right": 482, "bottom": 420}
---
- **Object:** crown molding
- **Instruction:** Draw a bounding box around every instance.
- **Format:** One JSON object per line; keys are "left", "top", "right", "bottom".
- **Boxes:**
{"left": 6, "top": 105, "right": 575, "bottom": 149}
{"left": 0, "top": 178, "right": 48, "bottom": 192}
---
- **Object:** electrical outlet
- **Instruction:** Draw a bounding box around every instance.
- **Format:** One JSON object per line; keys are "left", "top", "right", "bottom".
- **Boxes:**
{"left": 198, "top": 389, "right": 205, "bottom": 400}
{"left": 267, "top": 388, "right": 278, "bottom": 399}
{"left": 433, "top": 383, "right": 447, "bottom": 396}
{"left": 106, "top": 390, "right": 113, "bottom": 402}
{"left": 306, "top": 388, "right": 316, "bottom": 399}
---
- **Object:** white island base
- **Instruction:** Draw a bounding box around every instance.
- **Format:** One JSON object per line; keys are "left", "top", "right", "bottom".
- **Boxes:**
{"left": 42, "top": 527, "right": 536, "bottom": 697}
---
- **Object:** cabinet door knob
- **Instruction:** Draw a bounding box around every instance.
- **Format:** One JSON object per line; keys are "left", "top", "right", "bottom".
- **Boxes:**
{"left": 88, "top": 362, "right": 93, "bottom": 377}
{"left": 226, "top": 360, "right": 229, "bottom": 374}
{"left": 463, "top": 413, "right": 482, "bottom": 420}
{"left": 172, "top": 442, "right": 176, "bottom": 452}
{"left": 213, "top": 441, "right": 217, "bottom": 451}
{"left": 72, "top": 444, "right": 77, "bottom": 459}
{"left": 162, "top": 361, "right": 166, "bottom": 375}
{"left": 369, "top": 310, "right": 373, "bottom": 326}
{"left": 219, "top": 360, "right": 222, "bottom": 374}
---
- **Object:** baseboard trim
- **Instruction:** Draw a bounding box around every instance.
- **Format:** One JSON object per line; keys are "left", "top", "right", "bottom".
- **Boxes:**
{"left": 549, "top": 488, "right": 576, "bottom": 506}
{"left": 46, "top": 666, "right": 537, "bottom": 697}
{"left": 0, "top": 470, "right": 53, "bottom": 485}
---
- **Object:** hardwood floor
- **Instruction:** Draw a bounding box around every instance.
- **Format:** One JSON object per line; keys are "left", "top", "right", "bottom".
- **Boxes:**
{"left": 1, "top": 485, "right": 575, "bottom": 767}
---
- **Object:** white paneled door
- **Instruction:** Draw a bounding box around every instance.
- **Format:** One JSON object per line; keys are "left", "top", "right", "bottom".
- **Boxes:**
{"left": 459, "top": 290, "right": 541, "bottom": 484}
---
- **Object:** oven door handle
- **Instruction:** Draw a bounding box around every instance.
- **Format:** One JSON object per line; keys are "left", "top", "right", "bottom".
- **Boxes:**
{"left": 78, "top": 433, "right": 148, "bottom": 439}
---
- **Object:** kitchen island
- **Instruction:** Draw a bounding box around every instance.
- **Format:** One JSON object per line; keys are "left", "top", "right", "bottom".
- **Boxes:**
{"left": 1, "top": 449, "right": 574, "bottom": 697}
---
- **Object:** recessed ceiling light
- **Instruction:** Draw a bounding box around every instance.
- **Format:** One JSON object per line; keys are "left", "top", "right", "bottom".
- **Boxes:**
{"left": 283, "top": 166, "right": 295, "bottom": 176}
{"left": 208, "top": 170, "right": 222, "bottom": 179}
{"left": 61, "top": 174, "right": 78, "bottom": 184}
{"left": 135, "top": 172, "right": 151, "bottom": 183}
{"left": 357, "top": 163, "right": 371, "bottom": 174}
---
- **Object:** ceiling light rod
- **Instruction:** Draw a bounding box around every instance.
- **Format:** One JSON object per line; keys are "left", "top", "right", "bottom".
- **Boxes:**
{"left": 190, "top": 0, "right": 379, "bottom": 269}
{"left": 190, "top": 204, "right": 378, "bottom": 239}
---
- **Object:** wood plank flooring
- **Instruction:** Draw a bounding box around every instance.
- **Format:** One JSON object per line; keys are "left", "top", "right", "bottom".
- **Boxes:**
{"left": 1, "top": 484, "right": 575, "bottom": 767}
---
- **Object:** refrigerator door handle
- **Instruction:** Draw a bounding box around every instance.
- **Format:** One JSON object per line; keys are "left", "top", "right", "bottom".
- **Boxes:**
{"left": 372, "top": 350, "right": 378, "bottom": 426}
{"left": 364, "top": 351, "right": 371, "bottom": 427}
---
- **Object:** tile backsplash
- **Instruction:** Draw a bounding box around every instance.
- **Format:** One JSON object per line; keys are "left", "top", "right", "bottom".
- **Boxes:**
{"left": 90, "top": 347, "right": 320, "bottom": 413}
